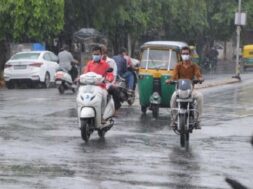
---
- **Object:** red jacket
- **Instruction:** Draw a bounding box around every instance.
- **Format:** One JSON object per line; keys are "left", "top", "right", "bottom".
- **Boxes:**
{"left": 83, "top": 59, "right": 114, "bottom": 88}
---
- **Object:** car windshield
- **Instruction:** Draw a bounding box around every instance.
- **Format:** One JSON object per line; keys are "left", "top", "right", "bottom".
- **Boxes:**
{"left": 140, "top": 49, "right": 178, "bottom": 70}
{"left": 11, "top": 52, "right": 40, "bottom": 60}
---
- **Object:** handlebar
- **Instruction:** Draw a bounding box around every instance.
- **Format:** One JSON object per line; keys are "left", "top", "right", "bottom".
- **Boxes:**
{"left": 166, "top": 79, "right": 204, "bottom": 85}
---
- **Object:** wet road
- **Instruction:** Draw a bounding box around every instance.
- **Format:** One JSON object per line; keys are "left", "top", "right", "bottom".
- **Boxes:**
{"left": 0, "top": 79, "right": 253, "bottom": 189}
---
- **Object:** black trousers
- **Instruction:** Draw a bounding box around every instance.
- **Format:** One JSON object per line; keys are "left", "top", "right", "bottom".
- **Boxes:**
{"left": 108, "top": 86, "right": 121, "bottom": 110}
{"left": 68, "top": 65, "right": 78, "bottom": 82}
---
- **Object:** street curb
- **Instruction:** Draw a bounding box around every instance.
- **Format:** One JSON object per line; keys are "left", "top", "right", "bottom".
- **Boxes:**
{"left": 195, "top": 78, "right": 240, "bottom": 89}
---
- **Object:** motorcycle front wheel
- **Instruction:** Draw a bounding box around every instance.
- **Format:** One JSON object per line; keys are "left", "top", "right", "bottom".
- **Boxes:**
{"left": 81, "top": 119, "right": 91, "bottom": 142}
{"left": 179, "top": 114, "right": 189, "bottom": 147}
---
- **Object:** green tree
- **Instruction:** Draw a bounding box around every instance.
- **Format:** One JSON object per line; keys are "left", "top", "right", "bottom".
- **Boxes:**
{"left": 0, "top": 0, "right": 64, "bottom": 42}
{"left": 0, "top": 0, "right": 64, "bottom": 70}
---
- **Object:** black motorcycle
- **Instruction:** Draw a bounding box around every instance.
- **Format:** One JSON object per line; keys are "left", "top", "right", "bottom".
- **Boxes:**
{"left": 201, "top": 56, "right": 217, "bottom": 72}
{"left": 114, "top": 74, "right": 136, "bottom": 106}
{"left": 170, "top": 79, "right": 203, "bottom": 147}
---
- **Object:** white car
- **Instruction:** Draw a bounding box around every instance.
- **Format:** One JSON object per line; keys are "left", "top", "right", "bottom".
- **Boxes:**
{"left": 4, "top": 51, "right": 59, "bottom": 89}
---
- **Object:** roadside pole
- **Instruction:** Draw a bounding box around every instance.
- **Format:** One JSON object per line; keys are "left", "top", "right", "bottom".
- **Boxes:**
{"left": 233, "top": 0, "right": 246, "bottom": 81}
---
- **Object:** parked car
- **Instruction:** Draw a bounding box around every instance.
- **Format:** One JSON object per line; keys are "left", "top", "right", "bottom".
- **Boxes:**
{"left": 4, "top": 51, "right": 59, "bottom": 89}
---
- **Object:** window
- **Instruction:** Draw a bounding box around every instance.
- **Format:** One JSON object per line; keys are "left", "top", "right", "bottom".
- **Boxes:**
{"left": 43, "top": 53, "right": 51, "bottom": 61}
{"left": 140, "top": 49, "right": 178, "bottom": 70}
{"left": 11, "top": 53, "right": 40, "bottom": 60}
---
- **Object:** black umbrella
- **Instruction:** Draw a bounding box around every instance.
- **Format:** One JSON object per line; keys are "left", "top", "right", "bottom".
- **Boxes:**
{"left": 73, "top": 28, "right": 103, "bottom": 42}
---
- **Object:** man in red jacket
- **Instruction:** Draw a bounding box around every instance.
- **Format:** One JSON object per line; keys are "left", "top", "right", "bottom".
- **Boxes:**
{"left": 84, "top": 45, "right": 112, "bottom": 79}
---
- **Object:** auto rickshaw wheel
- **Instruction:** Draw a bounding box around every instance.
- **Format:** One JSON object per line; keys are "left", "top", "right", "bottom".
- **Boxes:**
{"left": 141, "top": 106, "right": 147, "bottom": 114}
{"left": 152, "top": 105, "right": 159, "bottom": 119}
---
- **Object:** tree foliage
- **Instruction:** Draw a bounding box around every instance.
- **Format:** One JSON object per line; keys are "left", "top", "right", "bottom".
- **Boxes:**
{"left": 62, "top": 0, "right": 253, "bottom": 56}
{"left": 1, "top": 0, "right": 253, "bottom": 54}
{"left": 0, "top": 0, "right": 64, "bottom": 42}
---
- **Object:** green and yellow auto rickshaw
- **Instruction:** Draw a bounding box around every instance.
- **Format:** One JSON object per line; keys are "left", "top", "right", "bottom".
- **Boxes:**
{"left": 138, "top": 41, "right": 188, "bottom": 118}
{"left": 242, "top": 44, "right": 253, "bottom": 71}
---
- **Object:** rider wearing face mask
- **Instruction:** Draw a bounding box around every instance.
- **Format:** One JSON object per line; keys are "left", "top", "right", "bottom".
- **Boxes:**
{"left": 166, "top": 46, "right": 203, "bottom": 129}
{"left": 84, "top": 45, "right": 111, "bottom": 78}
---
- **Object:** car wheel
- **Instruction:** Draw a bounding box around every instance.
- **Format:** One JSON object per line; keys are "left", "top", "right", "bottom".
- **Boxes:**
{"left": 6, "top": 81, "right": 14, "bottom": 89}
{"left": 43, "top": 72, "right": 50, "bottom": 88}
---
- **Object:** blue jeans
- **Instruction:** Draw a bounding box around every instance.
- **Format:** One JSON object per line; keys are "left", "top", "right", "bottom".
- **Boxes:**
{"left": 123, "top": 71, "right": 134, "bottom": 90}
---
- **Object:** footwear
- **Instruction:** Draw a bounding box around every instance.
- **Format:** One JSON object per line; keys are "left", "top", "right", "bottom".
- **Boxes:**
{"left": 127, "top": 89, "right": 134, "bottom": 96}
{"left": 195, "top": 121, "right": 201, "bottom": 129}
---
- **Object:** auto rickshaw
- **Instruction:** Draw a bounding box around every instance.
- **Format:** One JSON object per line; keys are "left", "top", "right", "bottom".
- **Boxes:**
{"left": 138, "top": 41, "right": 188, "bottom": 118}
{"left": 242, "top": 44, "right": 253, "bottom": 71}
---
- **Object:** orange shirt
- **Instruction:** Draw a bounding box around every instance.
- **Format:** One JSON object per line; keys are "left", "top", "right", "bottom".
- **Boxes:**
{"left": 172, "top": 62, "right": 202, "bottom": 80}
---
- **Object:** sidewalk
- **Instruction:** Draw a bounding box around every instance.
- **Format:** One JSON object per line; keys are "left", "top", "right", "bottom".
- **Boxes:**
{"left": 195, "top": 59, "right": 248, "bottom": 89}
{"left": 195, "top": 76, "right": 240, "bottom": 89}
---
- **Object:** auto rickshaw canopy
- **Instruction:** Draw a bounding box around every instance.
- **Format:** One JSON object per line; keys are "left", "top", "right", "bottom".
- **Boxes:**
{"left": 139, "top": 41, "right": 188, "bottom": 72}
{"left": 243, "top": 45, "right": 253, "bottom": 58}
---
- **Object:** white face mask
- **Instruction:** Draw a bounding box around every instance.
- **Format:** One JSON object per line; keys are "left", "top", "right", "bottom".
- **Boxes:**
{"left": 181, "top": 54, "right": 190, "bottom": 61}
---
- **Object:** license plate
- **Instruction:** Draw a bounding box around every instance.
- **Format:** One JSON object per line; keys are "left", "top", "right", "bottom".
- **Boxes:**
{"left": 14, "top": 65, "right": 27, "bottom": 69}
{"left": 56, "top": 80, "right": 62, "bottom": 84}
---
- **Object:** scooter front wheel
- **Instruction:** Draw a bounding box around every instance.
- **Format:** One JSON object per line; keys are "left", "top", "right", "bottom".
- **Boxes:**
{"left": 81, "top": 119, "right": 90, "bottom": 142}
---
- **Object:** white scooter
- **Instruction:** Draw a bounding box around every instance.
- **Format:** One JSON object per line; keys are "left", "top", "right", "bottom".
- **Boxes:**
{"left": 76, "top": 71, "right": 115, "bottom": 142}
{"left": 55, "top": 67, "right": 77, "bottom": 94}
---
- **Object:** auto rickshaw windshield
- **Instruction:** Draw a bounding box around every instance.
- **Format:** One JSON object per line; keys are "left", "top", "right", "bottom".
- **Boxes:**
{"left": 140, "top": 48, "right": 178, "bottom": 70}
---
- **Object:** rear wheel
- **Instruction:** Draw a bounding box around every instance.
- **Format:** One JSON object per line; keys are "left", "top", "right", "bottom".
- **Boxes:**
{"left": 141, "top": 106, "right": 147, "bottom": 114}
{"left": 243, "top": 65, "right": 247, "bottom": 72}
{"left": 43, "top": 72, "right": 50, "bottom": 88}
{"left": 58, "top": 84, "right": 65, "bottom": 94}
{"left": 6, "top": 81, "right": 14, "bottom": 89}
{"left": 80, "top": 119, "right": 91, "bottom": 142}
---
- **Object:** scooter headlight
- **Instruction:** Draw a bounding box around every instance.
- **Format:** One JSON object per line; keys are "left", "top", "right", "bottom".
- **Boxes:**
{"left": 81, "top": 93, "right": 95, "bottom": 101}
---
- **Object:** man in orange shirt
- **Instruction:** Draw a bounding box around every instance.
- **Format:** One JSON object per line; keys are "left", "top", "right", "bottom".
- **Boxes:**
{"left": 167, "top": 46, "right": 203, "bottom": 129}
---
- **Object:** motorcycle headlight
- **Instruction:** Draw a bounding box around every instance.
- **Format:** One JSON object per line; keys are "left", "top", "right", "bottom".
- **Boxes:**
{"left": 177, "top": 89, "right": 191, "bottom": 99}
